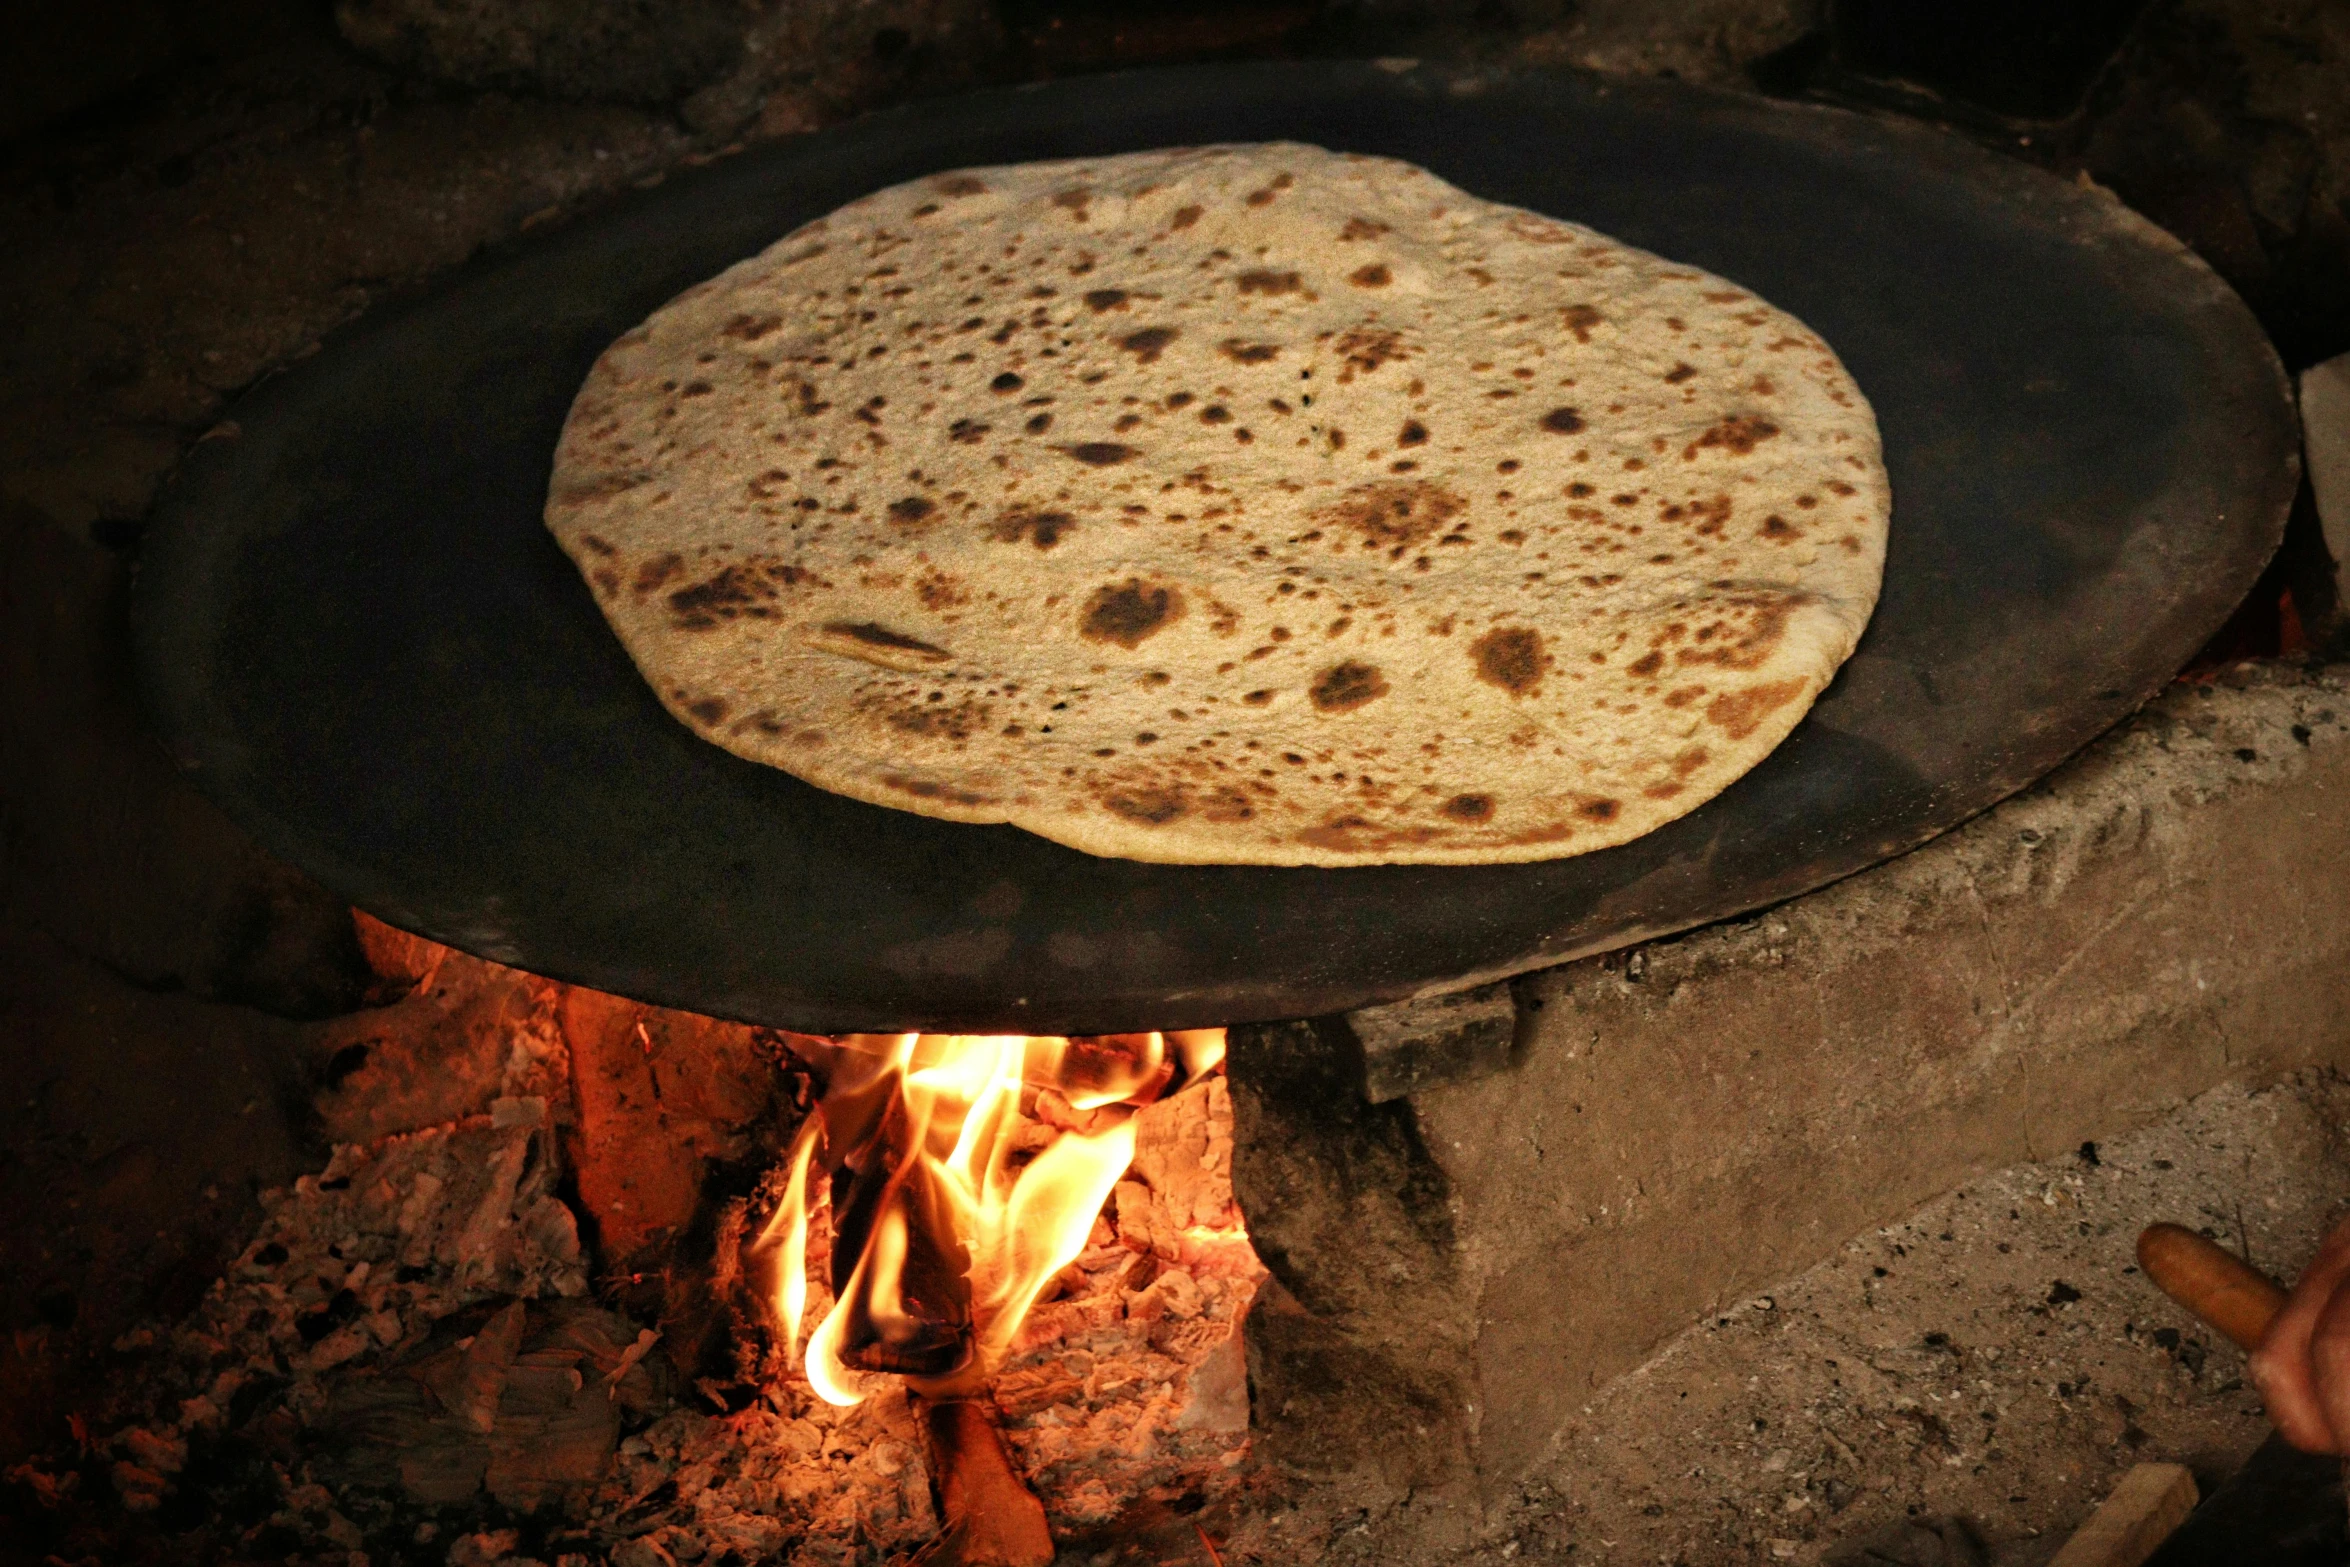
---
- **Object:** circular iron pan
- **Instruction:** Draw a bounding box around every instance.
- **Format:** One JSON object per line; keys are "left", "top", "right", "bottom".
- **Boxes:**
{"left": 135, "top": 61, "right": 2295, "bottom": 1034}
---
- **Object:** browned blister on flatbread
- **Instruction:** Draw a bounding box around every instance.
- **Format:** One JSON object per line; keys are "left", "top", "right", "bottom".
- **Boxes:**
{"left": 546, "top": 144, "right": 1889, "bottom": 866}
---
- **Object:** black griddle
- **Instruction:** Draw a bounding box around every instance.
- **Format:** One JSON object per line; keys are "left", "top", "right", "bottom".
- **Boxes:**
{"left": 133, "top": 61, "right": 2297, "bottom": 1034}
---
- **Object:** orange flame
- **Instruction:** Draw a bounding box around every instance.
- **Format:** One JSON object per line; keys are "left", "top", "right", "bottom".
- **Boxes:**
{"left": 761, "top": 1029, "right": 1221, "bottom": 1404}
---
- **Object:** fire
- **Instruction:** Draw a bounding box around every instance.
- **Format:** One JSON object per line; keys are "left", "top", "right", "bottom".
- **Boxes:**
{"left": 759, "top": 1028, "right": 1227, "bottom": 1405}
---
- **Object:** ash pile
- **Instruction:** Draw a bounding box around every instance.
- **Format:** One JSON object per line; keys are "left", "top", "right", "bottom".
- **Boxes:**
{"left": 4, "top": 925, "right": 1264, "bottom": 1567}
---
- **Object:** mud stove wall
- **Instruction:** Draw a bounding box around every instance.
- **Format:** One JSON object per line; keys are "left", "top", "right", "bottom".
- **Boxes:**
{"left": 1232, "top": 662, "right": 2350, "bottom": 1518}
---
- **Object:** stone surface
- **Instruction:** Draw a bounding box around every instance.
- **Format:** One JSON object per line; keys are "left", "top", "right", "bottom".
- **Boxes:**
{"left": 1226, "top": 1017, "right": 1479, "bottom": 1532}
{"left": 1309, "top": 0, "right": 1818, "bottom": 88}
{"left": 1483, "top": 1072, "right": 2350, "bottom": 1563}
{"left": 334, "top": 0, "right": 748, "bottom": 104}
{"left": 1, "top": 0, "right": 178, "bottom": 143}
{"left": 1718, "top": 1, "right": 2350, "bottom": 377}
{"left": 715, "top": 0, "right": 1005, "bottom": 135}
{"left": 2028, "top": 0, "right": 2350, "bottom": 374}
{"left": 1520, "top": 0, "right": 1820, "bottom": 86}
{"left": 0, "top": 19, "right": 694, "bottom": 535}
{"left": 0, "top": 912, "right": 310, "bottom": 1466}
{"left": 2305, "top": 351, "right": 2350, "bottom": 639}
{"left": 1823, "top": 1517, "right": 1987, "bottom": 1567}
{"left": 334, "top": 0, "right": 1004, "bottom": 134}
{"left": 1233, "top": 660, "right": 2350, "bottom": 1515}
{"left": 1348, "top": 983, "right": 1518, "bottom": 1105}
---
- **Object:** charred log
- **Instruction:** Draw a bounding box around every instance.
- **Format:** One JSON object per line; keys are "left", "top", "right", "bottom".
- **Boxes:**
{"left": 912, "top": 1396, "right": 1055, "bottom": 1567}
{"left": 825, "top": 1095, "right": 978, "bottom": 1377}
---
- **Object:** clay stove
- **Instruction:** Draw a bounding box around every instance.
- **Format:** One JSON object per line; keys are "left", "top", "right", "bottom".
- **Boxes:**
{"left": 68, "top": 43, "right": 2303, "bottom": 1567}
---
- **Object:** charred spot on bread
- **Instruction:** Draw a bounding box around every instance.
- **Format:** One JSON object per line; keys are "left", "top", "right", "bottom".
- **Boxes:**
{"left": 1470, "top": 626, "right": 1549, "bottom": 696}
{"left": 1080, "top": 579, "right": 1182, "bottom": 648}
{"left": 1308, "top": 660, "right": 1389, "bottom": 713}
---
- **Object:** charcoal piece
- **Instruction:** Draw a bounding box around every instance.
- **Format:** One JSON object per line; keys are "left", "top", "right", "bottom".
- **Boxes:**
{"left": 827, "top": 1100, "right": 973, "bottom": 1376}
{"left": 1126, "top": 1075, "right": 1241, "bottom": 1233}
{"left": 556, "top": 980, "right": 786, "bottom": 1274}
{"left": 483, "top": 1348, "right": 624, "bottom": 1512}
{"left": 319, "top": 1299, "right": 648, "bottom": 1510}
{"left": 914, "top": 1396, "right": 1053, "bottom": 1567}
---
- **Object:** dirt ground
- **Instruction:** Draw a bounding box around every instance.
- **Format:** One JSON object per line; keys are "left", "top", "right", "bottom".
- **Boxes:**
{"left": 1119, "top": 1067, "right": 2350, "bottom": 1565}
{"left": 1482, "top": 1070, "right": 2349, "bottom": 1563}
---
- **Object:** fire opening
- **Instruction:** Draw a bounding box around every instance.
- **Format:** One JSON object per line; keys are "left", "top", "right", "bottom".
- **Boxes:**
{"left": 6, "top": 911, "right": 1268, "bottom": 1564}
{"left": 760, "top": 1030, "right": 1230, "bottom": 1408}
{"left": 738, "top": 1026, "right": 1259, "bottom": 1556}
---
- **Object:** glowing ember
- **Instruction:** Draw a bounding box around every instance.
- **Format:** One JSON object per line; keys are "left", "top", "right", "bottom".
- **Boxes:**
{"left": 758, "top": 1029, "right": 1227, "bottom": 1405}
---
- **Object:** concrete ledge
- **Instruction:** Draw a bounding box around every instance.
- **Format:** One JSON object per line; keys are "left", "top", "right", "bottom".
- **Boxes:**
{"left": 1233, "top": 660, "right": 2350, "bottom": 1508}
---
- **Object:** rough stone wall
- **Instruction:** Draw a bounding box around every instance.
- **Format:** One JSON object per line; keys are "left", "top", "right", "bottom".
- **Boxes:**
{"left": 0, "top": 502, "right": 370, "bottom": 1017}
{"left": 1517, "top": 0, "right": 1821, "bottom": 86}
{"left": 1231, "top": 661, "right": 2350, "bottom": 1508}
{"left": 2074, "top": 0, "right": 2350, "bottom": 373}
{"left": 333, "top": 0, "right": 1006, "bottom": 135}
{"left": 332, "top": 0, "right": 750, "bottom": 104}
{"left": 1225, "top": 1020, "right": 1475, "bottom": 1511}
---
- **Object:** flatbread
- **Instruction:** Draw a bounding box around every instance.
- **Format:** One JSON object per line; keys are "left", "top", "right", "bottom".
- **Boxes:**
{"left": 547, "top": 143, "right": 1888, "bottom": 866}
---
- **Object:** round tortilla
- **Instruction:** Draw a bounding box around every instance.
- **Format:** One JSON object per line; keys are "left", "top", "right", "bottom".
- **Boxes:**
{"left": 546, "top": 143, "right": 1888, "bottom": 866}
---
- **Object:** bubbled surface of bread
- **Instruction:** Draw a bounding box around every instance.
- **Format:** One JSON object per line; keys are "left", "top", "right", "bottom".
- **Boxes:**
{"left": 546, "top": 143, "right": 1889, "bottom": 865}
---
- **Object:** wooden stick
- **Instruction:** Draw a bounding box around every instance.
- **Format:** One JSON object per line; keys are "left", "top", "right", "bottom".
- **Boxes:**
{"left": 910, "top": 1396, "right": 1054, "bottom": 1567}
{"left": 2046, "top": 1462, "right": 2199, "bottom": 1567}
{"left": 2135, "top": 1222, "right": 2289, "bottom": 1351}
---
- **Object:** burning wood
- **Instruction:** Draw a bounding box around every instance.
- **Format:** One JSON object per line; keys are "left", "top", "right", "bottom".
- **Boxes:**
{"left": 10, "top": 939, "right": 1262, "bottom": 1565}
{"left": 752, "top": 1029, "right": 1243, "bottom": 1549}
{"left": 776, "top": 1029, "right": 1215, "bottom": 1109}
{"left": 826, "top": 1092, "right": 977, "bottom": 1377}
{"left": 760, "top": 1032, "right": 1221, "bottom": 1403}
{"left": 911, "top": 1397, "right": 1054, "bottom": 1566}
